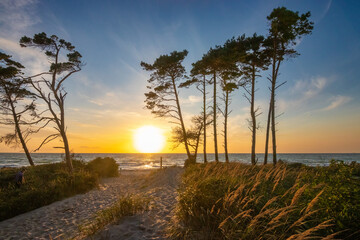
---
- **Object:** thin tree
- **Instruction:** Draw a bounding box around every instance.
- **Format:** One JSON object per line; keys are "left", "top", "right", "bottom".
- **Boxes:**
{"left": 227, "top": 34, "right": 269, "bottom": 165}
{"left": 263, "top": 7, "right": 314, "bottom": 165}
{"left": 141, "top": 50, "right": 193, "bottom": 161}
{"left": 202, "top": 46, "right": 231, "bottom": 162}
{"left": 218, "top": 46, "right": 241, "bottom": 163}
{"left": 20, "top": 32, "right": 83, "bottom": 172}
{"left": 0, "top": 52, "right": 37, "bottom": 166}
{"left": 219, "top": 80, "right": 238, "bottom": 163}
{"left": 179, "top": 58, "right": 211, "bottom": 163}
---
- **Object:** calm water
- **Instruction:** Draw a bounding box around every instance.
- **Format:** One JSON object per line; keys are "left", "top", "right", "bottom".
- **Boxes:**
{"left": 0, "top": 153, "right": 359, "bottom": 170}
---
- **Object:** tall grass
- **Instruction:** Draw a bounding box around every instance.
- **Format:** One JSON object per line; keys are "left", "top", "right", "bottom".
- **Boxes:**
{"left": 78, "top": 194, "right": 150, "bottom": 237}
{"left": 169, "top": 161, "right": 360, "bottom": 239}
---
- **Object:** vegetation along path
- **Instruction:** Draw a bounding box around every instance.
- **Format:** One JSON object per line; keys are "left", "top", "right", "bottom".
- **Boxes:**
{"left": 0, "top": 167, "right": 183, "bottom": 239}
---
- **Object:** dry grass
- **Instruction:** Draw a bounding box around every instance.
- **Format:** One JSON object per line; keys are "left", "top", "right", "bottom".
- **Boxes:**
{"left": 77, "top": 194, "right": 150, "bottom": 238}
{"left": 168, "top": 161, "right": 360, "bottom": 239}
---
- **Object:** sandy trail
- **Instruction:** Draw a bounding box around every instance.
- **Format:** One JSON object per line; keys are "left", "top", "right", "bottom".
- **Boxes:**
{"left": 0, "top": 167, "right": 183, "bottom": 240}
{"left": 91, "top": 167, "right": 183, "bottom": 240}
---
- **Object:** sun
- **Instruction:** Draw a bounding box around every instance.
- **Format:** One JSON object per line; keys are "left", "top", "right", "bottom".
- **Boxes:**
{"left": 134, "top": 126, "right": 165, "bottom": 153}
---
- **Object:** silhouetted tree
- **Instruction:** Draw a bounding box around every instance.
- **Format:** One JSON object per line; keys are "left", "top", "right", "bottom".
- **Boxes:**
{"left": 202, "top": 46, "right": 233, "bottom": 162}
{"left": 179, "top": 58, "right": 211, "bottom": 163}
{"left": 219, "top": 80, "right": 239, "bottom": 163}
{"left": 227, "top": 34, "right": 269, "bottom": 165}
{"left": 263, "top": 7, "right": 313, "bottom": 165}
{"left": 141, "top": 50, "right": 193, "bottom": 161}
{"left": 20, "top": 32, "right": 83, "bottom": 173}
{"left": 218, "top": 45, "right": 241, "bottom": 163}
{"left": 171, "top": 114, "right": 211, "bottom": 163}
{"left": 0, "top": 52, "right": 37, "bottom": 166}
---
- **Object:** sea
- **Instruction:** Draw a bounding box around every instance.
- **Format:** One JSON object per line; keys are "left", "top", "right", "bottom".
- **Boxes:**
{"left": 0, "top": 153, "right": 359, "bottom": 170}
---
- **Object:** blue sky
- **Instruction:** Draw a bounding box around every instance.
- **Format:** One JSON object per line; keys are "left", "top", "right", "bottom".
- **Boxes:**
{"left": 0, "top": 0, "right": 359, "bottom": 153}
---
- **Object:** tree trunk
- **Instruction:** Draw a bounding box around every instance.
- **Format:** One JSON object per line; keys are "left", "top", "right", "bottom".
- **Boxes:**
{"left": 203, "top": 75, "right": 207, "bottom": 163}
{"left": 172, "top": 77, "right": 192, "bottom": 160}
{"left": 264, "top": 98, "right": 272, "bottom": 165}
{"left": 271, "top": 81, "right": 277, "bottom": 165}
{"left": 250, "top": 66, "right": 256, "bottom": 165}
{"left": 61, "top": 128, "right": 73, "bottom": 172}
{"left": 270, "top": 43, "right": 278, "bottom": 165}
{"left": 224, "top": 90, "right": 229, "bottom": 163}
{"left": 213, "top": 72, "right": 219, "bottom": 162}
{"left": 8, "top": 97, "right": 34, "bottom": 166}
{"left": 194, "top": 124, "right": 203, "bottom": 162}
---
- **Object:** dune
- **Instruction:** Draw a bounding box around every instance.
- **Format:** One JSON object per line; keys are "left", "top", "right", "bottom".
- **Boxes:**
{"left": 0, "top": 167, "right": 183, "bottom": 239}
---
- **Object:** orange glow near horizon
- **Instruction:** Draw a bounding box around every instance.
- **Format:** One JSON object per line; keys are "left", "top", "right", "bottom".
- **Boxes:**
{"left": 133, "top": 126, "right": 165, "bottom": 153}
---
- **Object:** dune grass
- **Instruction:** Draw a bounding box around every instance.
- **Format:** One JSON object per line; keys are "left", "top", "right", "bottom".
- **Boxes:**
{"left": 0, "top": 158, "right": 120, "bottom": 221}
{"left": 169, "top": 160, "right": 360, "bottom": 239}
{"left": 78, "top": 194, "right": 150, "bottom": 237}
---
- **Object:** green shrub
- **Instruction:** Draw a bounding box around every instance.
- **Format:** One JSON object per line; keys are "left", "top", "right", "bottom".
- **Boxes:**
{"left": 0, "top": 160, "right": 98, "bottom": 221}
{"left": 169, "top": 161, "right": 360, "bottom": 239}
{"left": 87, "top": 157, "right": 119, "bottom": 178}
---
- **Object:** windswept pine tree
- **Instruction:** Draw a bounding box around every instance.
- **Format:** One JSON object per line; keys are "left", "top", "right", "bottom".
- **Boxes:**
{"left": 20, "top": 32, "right": 83, "bottom": 173}
{"left": 263, "top": 7, "right": 314, "bottom": 165}
{"left": 141, "top": 50, "right": 193, "bottom": 161}
{"left": 202, "top": 46, "right": 234, "bottom": 162}
{"left": 226, "top": 34, "right": 270, "bottom": 165}
{"left": 179, "top": 58, "right": 212, "bottom": 163}
{"left": 0, "top": 52, "right": 37, "bottom": 166}
{"left": 218, "top": 46, "right": 241, "bottom": 163}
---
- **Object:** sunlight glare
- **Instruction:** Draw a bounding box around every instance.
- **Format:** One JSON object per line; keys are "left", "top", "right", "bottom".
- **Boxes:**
{"left": 134, "top": 126, "right": 165, "bottom": 153}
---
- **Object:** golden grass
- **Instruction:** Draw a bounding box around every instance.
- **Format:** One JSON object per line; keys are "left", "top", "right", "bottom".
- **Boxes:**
{"left": 168, "top": 161, "right": 360, "bottom": 239}
{"left": 77, "top": 194, "right": 150, "bottom": 238}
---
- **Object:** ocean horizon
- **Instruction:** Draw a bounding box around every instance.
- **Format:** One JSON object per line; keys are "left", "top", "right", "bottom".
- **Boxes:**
{"left": 1, "top": 152, "right": 359, "bottom": 170}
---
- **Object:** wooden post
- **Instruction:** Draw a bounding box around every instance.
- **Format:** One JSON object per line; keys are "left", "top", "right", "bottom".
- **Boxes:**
{"left": 160, "top": 157, "right": 163, "bottom": 169}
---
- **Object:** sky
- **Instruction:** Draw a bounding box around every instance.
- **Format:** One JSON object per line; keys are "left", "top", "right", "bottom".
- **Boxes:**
{"left": 0, "top": 0, "right": 359, "bottom": 154}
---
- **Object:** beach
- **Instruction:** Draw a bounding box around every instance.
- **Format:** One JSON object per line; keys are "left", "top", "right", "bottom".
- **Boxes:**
{"left": 0, "top": 167, "right": 183, "bottom": 239}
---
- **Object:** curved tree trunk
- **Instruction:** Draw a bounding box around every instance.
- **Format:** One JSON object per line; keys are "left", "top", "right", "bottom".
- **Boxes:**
{"left": 61, "top": 128, "right": 73, "bottom": 172}
{"left": 172, "top": 77, "right": 192, "bottom": 160}
{"left": 8, "top": 97, "right": 34, "bottom": 166}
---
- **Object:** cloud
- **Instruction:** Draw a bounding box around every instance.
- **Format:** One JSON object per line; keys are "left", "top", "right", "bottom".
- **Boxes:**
{"left": 0, "top": 0, "right": 40, "bottom": 38}
{"left": 278, "top": 76, "right": 329, "bottom": 112}
{"left": 0, "top": 37, "right": 49, "bottom": 75}
{"left": 322, "top": 95, "right": 351, "bottom": 111}
{"left": 181, "top": 95, "right": 202, "bottom": 105}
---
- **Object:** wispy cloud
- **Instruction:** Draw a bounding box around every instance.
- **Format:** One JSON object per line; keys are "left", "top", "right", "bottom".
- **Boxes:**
{"left": 277, "top": 76, "right": 329, "bottom": 112}
{"left": 321, "top": 95, "right": 351, "bottom": 111}
{"left": 181, "top": 95, "right": 202, "bottom": 105}
{"left": 0, "top": 37, "right": 49, "bottom": 75}
{"left": 0, "top": 0, "right": 40, "bottom": 38}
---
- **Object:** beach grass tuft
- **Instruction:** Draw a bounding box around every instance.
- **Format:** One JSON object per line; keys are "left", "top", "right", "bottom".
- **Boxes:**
{"left": 78, "top": 194, "right": 150, "bottom": 237}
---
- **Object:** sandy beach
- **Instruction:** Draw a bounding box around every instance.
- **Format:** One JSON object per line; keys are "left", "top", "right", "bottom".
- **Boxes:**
{"left": 0, "top": 167, "right": 183, "bottom": 240}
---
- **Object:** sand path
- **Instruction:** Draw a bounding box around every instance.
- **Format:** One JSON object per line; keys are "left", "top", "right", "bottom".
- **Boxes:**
{"left": 0, "top": 167, "right": 183, "bottom": 240}
{"left": 91, "top": 167, "right": 183, "bottom": 240}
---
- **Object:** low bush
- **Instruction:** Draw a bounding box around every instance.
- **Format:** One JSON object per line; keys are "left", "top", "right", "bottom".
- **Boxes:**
{"left": 169, "top": 161, "right": 360, "bottom": 239}
{"left": 87, "top": 157, "right": 119, "bottom": 178}
{"left": 0, "top": 160, "right": 98, "bottom": 221}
